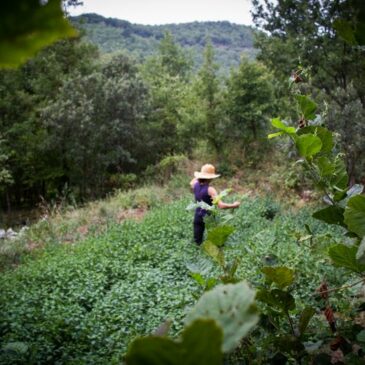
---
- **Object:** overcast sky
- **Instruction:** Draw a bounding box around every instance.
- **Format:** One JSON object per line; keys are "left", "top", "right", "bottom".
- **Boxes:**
{"left": 69, "top": 0, "right": 254, "bottom": 26}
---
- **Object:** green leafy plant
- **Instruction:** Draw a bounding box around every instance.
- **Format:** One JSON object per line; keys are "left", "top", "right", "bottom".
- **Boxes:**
{"left": 268, "top": 69, "right": 365, "bottom": 362}
{"left": 1, "top": 0, "right": 77, "bottom": 68}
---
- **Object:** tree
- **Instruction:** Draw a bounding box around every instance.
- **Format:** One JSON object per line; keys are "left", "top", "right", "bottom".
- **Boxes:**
{"left": 158, "top": 32, "right": 192, "bottom": 80}
{"left": 41, "top": 54, "right": 149, "bottom": 198}
{"left": 252, "top": 0, "right": 365, "bottom": 182}
{"left": 0, "top": 137, "right": 13, "bottom": 210}
{"left": 195, "top": 40, "right": 225, "bottom": 155}
{"left": 141, "top": 33, "right": 198, "bottom": 159}
{"left": 0, "top": 37, "right": 98, "bottom": 205}
{"left": 224, "top": 58, "right": 274, "bottom": 144}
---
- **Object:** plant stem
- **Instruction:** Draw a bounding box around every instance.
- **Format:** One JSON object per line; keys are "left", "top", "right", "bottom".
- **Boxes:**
{"left": 312, "top": 278, "right": 365, "bottom": 297}
{"left": 286, "top": 311, "right": 295, "bottom": 336}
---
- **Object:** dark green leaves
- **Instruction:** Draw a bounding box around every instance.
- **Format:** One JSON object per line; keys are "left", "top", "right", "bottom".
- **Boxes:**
{"left": 256, "top": 288, "right": 295, "bottom": 312}
{"left": 206, "top": 225, "right": 235, "bottom": 247}
{"left": 295, "top": 134, "right": 322, "bottom": 158}
{"left": 344, "top": 195, "right": 365, "bottom": 238}
{"left": 328, "top": 244, "right": 365, "bottom": 273}
{"left": 316, "top": 157, "right": 335, "bottom": 177}
{"left": 261, "top": 266, "right": 294, "bottom": 289}
{"left": 0, "top": 0, "right": 77, "bottom": 68}
{"left": 298, "top": 307, "right": 315, "bottom": 337}
{"left": 295, "top": 95, "right": 317, "bottom": 120}
{"left": 330, "top": 157, "right": 349, "bottom": 192}
{"left": 297, "top": 126, "right": 334, "bottom": 154}
{"left": 312, "top": 206, "right": 345, "bottom": 227}
{"left": 125, "top": 319, "right": 223, "bottom": 365}
{"left": 202, "top": 241, "right": 224, "bottom": 266}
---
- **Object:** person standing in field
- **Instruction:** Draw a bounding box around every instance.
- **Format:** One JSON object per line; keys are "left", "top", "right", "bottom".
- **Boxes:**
{"left": 190, "top": 164, "right": 240, "bottom": 245}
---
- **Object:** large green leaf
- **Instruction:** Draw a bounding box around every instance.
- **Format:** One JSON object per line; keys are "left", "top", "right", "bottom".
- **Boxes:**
{"left": 315, "top": 156, "right": 335, "bottom": 177}
{"left": 261, "top": 266, "right": 295, "bottom": 289}
{"left": 297, "top": 126, "right": 334, "bottom": 153}
{"left": 295, "top": 95, "right": 317, "bottom": 120}
{"left": 182, "top": 319, "right": 223, "bottom": 364}
{"left": 1, "top": 0, "right": 77, "bottom": 68}
{"left": 295, "top": 134, "right": 322, "bottom": 158}
{"left": 125, "top": 319, "right": 223, "bottom": 365}
{"left": 312, "top": 206, "right": 345, "bottom": 227}
{"left": 328, "top": 244, "right": 365, "bottom": 273}
{"left": 203, "top": 241, "right": 225, "bottom": 267}
{"left": 256, "top": 288, "right": 295, "bottom": 312}
{"left": 329, "top": 157, "right": 349, "bottom": 191}
{"left": 212, "top": 189, "right": 232, "bottom": 205}
{"left": 344, "top": 195, "right": 365, "bottom": 238}
{"left": 185, "top": 282, "right": 258, "bottom": 352}
{"left": 207, "top": 225, "right": 235, "bottom": 247}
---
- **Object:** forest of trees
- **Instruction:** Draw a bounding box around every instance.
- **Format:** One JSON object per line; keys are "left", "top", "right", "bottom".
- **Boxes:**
{"left": 71, "top": 13, "right": 257, "bottom": 73}
{"left": 0, "top": 0, "right": 364, "bottom": 211}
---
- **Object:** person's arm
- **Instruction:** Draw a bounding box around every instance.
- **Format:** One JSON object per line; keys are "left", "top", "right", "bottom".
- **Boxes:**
{"left": 190, "top": 178, "right": 198, "bottom": 190}
{"left": 208, "top": 186, "right": 240, "bottom": 209}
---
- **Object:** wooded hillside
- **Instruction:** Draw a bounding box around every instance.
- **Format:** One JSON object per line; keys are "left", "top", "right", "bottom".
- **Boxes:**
{"left": 71, "top": 13, "right": 256, "bottom": 73}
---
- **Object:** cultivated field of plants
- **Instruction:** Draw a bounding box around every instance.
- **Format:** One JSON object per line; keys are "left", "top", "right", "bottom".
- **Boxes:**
{"left": 1, "top": 1, "right": 365, "bottom": 364}
{"left": 0, "top": 194, "right": 357, "bottom": 364}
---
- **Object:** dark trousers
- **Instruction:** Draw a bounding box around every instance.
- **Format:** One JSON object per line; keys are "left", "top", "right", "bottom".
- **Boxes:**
{"left": 193, "top": 218, "right": 205, "bottom": 245}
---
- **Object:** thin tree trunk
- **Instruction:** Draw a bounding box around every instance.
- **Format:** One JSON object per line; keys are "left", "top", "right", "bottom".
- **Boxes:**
{"left": 6, "top": 191, "right": 11, "bottom": 213}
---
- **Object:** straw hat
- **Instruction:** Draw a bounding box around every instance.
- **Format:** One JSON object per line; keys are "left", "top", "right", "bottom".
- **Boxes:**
{"left": 194, "top": 164, "right": 220, "bottom": 179}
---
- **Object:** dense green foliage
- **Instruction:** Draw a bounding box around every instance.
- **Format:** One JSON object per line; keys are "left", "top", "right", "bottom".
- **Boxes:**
{"left": 71, "top": 13, "right": 257, "bottom": 74}
{"left": 252, "top": 0, "right": 365, "bottom": 183}
{"left": 0, "top": 197, "right": 347, "bottom": 364}
{"left": 0, "top": 32, "right": 275, "bottom": 209}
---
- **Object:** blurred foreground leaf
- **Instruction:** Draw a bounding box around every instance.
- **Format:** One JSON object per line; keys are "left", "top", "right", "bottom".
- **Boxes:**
{"left": 0, "top": 0, "right": 76, "bottom": 68}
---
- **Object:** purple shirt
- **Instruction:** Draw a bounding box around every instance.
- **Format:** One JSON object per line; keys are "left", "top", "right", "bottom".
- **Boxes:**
{"left": 193, "top": 182, "right": 213, "bottom": 219}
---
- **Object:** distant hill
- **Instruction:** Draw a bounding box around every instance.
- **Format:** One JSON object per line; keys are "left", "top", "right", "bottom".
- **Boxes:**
{"left": 71, "top": 13, "right": 257, "bottom": 73}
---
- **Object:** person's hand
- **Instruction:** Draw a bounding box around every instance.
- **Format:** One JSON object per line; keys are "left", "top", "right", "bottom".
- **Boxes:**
{"left": 233, "top": 201, "right": 240, "bottom": 208}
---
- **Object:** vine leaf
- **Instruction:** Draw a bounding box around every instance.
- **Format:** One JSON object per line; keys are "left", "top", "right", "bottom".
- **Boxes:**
{"left": 185, "top": 282, "right": 258, "bottom": 352}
